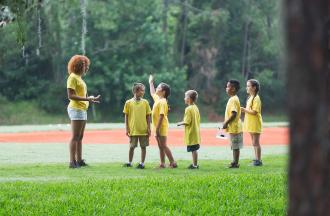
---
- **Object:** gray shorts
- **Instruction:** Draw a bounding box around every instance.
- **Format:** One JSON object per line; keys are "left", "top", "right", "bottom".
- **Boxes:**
{"left": 229, "top": 133, "right": 243, "bottom": 150}
{"left": 67, "top": 107, "right": 87, "bottom": 121}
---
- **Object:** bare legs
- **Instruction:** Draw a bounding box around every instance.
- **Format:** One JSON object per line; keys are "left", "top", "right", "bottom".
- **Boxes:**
{"left": 69, "top": 120, "right": 86, "bottom": 164}
{"left": 250, "top": 133, "right": 261, "bottom": 161}
{"left": 156, "top": 136, "right": 175, "bottom": 166}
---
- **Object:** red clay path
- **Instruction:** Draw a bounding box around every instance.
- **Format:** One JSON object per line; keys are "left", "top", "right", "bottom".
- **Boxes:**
{"left": 0, "top": 127, "right": 288, "bottom": 146}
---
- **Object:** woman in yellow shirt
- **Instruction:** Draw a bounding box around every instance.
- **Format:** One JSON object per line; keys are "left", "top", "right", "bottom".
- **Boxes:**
{"left": 149, "top": 75, "right": 177, "bottom": 168}
{"left": 241, "top": 79, "right": 263, "bottom": 166}
{"left": 66, "top": 55, "right": 100, "bottom": 169}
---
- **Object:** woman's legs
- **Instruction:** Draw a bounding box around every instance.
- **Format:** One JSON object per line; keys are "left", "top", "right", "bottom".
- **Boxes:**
{"left": 76, "top": 121, "right": 86, "bottom": 162}
{"left": 69, "top": 120, "right": 85, "bottom": 163}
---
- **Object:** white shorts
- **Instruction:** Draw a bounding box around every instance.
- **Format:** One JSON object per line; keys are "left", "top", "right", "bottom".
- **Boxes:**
{"left": 67, "top": 107, "right": 87, "bottom": 121}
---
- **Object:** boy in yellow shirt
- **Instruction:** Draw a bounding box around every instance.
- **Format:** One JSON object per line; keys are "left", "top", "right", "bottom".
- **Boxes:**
{"left": 177, "top": 90, "right": 201, "bottom": 169}
{"left": 222, "top": 80, "right": 243, "bottom": 168}
{"left": 123, "top": 83, "right": 152, "bottom": 169}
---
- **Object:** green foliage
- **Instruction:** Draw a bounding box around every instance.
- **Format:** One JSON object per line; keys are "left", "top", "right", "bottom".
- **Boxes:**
{"left": 0, "top": 0, "right": 285, "bottom": 123}
{"left": 0, "top": 156, "right": 287, "bottom": 215}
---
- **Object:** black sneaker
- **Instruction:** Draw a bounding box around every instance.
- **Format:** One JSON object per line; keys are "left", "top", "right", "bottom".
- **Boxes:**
{"left": 69, "top": 161, "right": 80, "bottom": 169}
{"left": 253, "top": 160, "right": 263, "bottom": 166}
{"left": 136, "top": 163, "right": 145, "bottom": 169}
{"left": 123, "top": 163, "right": 133, "bottom": 167}
{"left": 187, "top": 164, "right": 199, "bottom": 169}
{"left": 228, "top": 162, "right": 240, "bottom": 168}
{"left": 77, "top": 159, "right": 88, "bottom": 167}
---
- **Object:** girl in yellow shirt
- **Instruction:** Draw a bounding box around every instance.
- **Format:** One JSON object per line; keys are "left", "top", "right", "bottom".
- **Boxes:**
{"left": 241, "top": 79, "right": 263, "bottom": 166}
{"left": 149, "top": 75, "right": 177, "bottom": 168}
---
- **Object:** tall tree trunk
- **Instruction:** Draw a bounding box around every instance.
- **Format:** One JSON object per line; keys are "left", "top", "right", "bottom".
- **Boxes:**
{"left": 162, "top": 0, "right": 169, "bottom": 53}
{"left": 286, "top": 0, "right": 330, "bottom": 215}
{"left": 180, "top": 0, "right": 188, "bottom": 67}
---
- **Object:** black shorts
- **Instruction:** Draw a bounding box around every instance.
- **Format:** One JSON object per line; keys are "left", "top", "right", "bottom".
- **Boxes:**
{"left": 187, "top": 144, "right": 200, "bottom": 152}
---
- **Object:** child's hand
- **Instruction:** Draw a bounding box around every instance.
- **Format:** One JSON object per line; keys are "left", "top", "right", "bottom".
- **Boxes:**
{"left": 240, "top": 107, "right": 246, "bottom": 113}
{"left": 147, "top": 128, "right": 151, "bottom": 137}
{"left": 177, "top": 122, "right": 183, "bottom": 126}
{"left": 126, "top": 129, "right": 130, "bottom": 137}
{"left": 149, "top": 74, "right": 154, "bottom": 84}
{"left": 222, "top": 123, "right": 228, "bottom": 129}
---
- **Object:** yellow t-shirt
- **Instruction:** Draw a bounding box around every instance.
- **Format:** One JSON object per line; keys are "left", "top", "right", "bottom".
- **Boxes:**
{"left": 183, "top": 104, "right": 201, "bottom": 146}
{"left": 67, "top": 73, "right": 89, "bottom": 110}
{"left": 224, "top": 95, "right": 242, "bottom": 134}
{"left": 151, "top": 94, "right": 169, "bottom": 136}
{"left": 123, "top": 98, "right": 152, "bottom": 136}
{"left": 243, "top": 95, "right": 263, "bottom": 133}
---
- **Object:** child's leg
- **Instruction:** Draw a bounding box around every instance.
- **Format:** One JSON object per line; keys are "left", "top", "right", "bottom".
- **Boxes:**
{"left": 192, "top": 150, "right": 198, "bottom": 166}
{"left": 233, "top": 149, "right": 240, "bottom": 164}
{"left": 76, "top": 121, "right": 87, "bottom": 162}
{"left": 70, "top": 120, "right": 85, "bottom": 163}
{"left": 156, "top": 136, "right": 166, "bottom": 165}
{"left": 129, "top": 147, "right": 135, "bottom": 163}
{"left": 159, "top": 136, "right": 175, "bottom": 163}
{"left": 140, "top": 147, "right": 146, "bottom": 163}
{"left": 251, "top": 133, "right": 261, "bottom": 160}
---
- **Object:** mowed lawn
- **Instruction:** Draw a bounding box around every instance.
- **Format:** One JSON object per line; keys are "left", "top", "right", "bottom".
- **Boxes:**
{"left": 0, "top": 156, "right": 287, "bottom": 215}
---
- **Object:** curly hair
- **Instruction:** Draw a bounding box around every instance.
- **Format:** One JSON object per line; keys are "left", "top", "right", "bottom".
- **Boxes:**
{"left": 67, "top": 55, "right": 90, "bottom": 75}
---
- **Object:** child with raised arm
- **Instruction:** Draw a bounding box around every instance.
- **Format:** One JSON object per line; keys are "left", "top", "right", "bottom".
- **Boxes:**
{"left": 241, "top": 79, "right": 263, "bottom": 166}
{"left": 177, "top": 90, "right": 201, "bottom": 169}
{"left": 123, "top": 83, "right": 152, "bottom": 169}
{"left": 222, "top": 80, "right": 243, "bottom": 168}
{"left": 149, "top": 75, "right": 177, "bottom": 168}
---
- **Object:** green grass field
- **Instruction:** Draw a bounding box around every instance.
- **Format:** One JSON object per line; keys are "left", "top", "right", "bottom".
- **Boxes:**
{"left": 0, "top": 156, "right": 287, "bottom": 215}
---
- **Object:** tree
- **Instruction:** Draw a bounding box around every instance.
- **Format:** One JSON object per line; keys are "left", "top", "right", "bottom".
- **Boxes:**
{"left": 285, "top": 0, "right": 330, "bottom": 215}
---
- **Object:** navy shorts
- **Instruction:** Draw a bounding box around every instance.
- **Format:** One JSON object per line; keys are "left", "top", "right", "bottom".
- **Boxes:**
{"left": 187, "top": 144, "right": 200, "bottom": 152}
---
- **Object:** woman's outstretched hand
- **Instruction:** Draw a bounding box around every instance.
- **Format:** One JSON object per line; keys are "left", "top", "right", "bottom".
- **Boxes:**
{"left": 88, "top": 95, "right": 101, "bottom": 103}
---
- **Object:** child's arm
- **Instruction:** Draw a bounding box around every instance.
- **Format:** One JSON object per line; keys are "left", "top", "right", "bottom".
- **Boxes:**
{"left": 222, "top": 111, "right": 237, "bottom": 129}
{"left": 241, "top": 107, "right": 257, "bottom": 115}
{"left": 156, "top": 114, "right": 164, "bottom": 137}
{"left": 125, "top": 114, "right": 130, "bottom": 136}
{"left": 177, "top": 121, "right": 187, "bottom": 126}
{"left": 149, "top": 74, "right": 155, "bottom": 96}
{"left": 146, "top": 114, "right": 151, "bottom": 137}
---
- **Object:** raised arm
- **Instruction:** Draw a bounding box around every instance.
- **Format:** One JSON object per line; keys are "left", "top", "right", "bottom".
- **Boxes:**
{"left": 149, "top": 74, "right": 155, "bottom": 96}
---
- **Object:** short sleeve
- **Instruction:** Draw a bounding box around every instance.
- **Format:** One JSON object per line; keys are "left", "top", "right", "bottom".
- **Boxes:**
{"left": 123, "top": 101, "right": 129, "bottom": 114}
{"left": 159, "top": 101, "right": 167, "bottom": 115}
{"left": 145, "top": 101, "right": 152, "bottom": 115}
{"left": 252, "top": 97, "right": 261, "bottom": 113}
{"left": 67, "top": 75, "right": 77, "bottom": 90}
{"left": 229, "top": 98, "right": 238, "bottom": 113}
{"left": 183, "top": 108, "right": 192, "bottom": 125}
{"left": 152, "top": 94, "right": 158, "bottom": 102}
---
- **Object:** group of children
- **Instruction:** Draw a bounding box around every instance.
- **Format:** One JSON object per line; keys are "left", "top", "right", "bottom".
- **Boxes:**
{"left": 122, "top": 75, "right": 263, "bottom": 169}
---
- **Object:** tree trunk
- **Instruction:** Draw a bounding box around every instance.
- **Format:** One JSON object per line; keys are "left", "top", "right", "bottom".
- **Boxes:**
{"left": 286, "top": 0, "right": 330, "bottom": 215}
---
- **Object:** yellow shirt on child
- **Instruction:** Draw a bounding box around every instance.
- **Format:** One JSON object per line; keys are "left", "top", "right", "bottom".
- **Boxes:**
{"left": 123, "top": 98, "right": 152, "bottom": 136}
{"left": 151, "top": 94, "right": 169, "bottom": 136}
{"left": 183, "top": 104, "right": 201, "bottom": 146}
{"left": 225, "top": 95, "right": 242, "bottom": 134}
{"left": 243, "top": 95, "right": 262, "bottom": 133}
{"left": 67, "top": 73, "right": 89, "bottom": 110}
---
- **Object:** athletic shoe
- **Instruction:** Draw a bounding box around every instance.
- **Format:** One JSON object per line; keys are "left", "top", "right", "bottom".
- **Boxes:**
{"left": 253, "top": 160, "right": 263, "bottom": 166}
{"left": 69, "top": 161, "right": 80, "bottom": 169}
{"left": 77, "top": 159, "right": 88, "bottom": 167}
{"left": 228, "top": 162, "right": 239, "bottom": 168}
{"left": 187, "top": 164, "right": 199, "bottom": 169}
{"left": 123, "top": 163, "right": 133, "bottom": 167}
{"left": 169, "top": 162, "right": 178, "bottom": 168}
{"left": 136, "top": 163, "right": 145, "bottom": 169}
